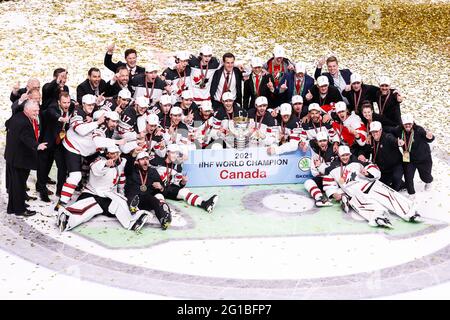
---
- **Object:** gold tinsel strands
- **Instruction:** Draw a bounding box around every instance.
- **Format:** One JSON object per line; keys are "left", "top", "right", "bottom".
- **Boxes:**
{"left": 0, "top": 0, "right": 448, "bottom": 154}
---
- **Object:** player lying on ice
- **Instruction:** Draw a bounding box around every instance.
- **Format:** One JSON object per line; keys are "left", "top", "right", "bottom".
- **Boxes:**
{"left": 56, "top": 145, "right": 151, "bottom": 232}
{"left": 322, "top": 145, "right": 421, "bottom": 228}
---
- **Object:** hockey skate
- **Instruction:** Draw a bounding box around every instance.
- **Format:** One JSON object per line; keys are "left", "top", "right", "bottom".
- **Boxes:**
{"left": 131, "top": 213, "right": 148, "bottom": 232}
{"left": 201, "top": 195, "right": 218, "bottom": 213}
{"left": 341, "top": 195, "right": 350, "bottom": 213}
{"left": 159, "top": 211, "right": 172, "bottom": 231}
{"left": 409, "top": 212, "right": 422, "bottom": 223}
{"left": 316, "top": 195, "right": 333, "bottom": 207}
{"left": 54, "top": 200, "right": 65, "bottom": 212}
{"left": 129, "top": 195, "right": 140, "bottom": 214}
{"left": 368, "top": 217, "right": 393, "bottom": 228}
{"left": 56, "top": 210, "right": 69, "bottom": 233}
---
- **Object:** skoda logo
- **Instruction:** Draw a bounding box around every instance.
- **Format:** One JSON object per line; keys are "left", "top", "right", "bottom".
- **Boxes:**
{"left": 298, "top": 157, "right": 311, "bottom": 172}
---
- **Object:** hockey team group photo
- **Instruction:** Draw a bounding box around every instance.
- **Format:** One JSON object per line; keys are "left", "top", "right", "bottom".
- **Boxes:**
{"left": 0, "top": 0, "right": 449, "bottom": 302}
{"left": 5, "top": 44, "right": 435, "bottom": 230}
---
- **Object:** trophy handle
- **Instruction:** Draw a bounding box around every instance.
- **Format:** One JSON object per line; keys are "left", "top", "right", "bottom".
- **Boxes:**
{"left": 228, "top": 119, "right": 238, "bottom": 137}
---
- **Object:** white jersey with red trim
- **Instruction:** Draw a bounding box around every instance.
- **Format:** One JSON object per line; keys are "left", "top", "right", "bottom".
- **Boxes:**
{"left": 192, "top": 116, "right": 216, "bottom": 148}
{"left": 189, "top": 57, "right": 220, "bottom": 102}
{"left": 322, "top": 157, "right": 380, "bottom": 198}
{"left": 62, "top": 108, "right": 99, "bottom": 156}
{"left": 84, "top": 157, "right": 127, "bottom": 197}
{"left": 271, "top": 127, "right": 306, "bottom": 155}
{"left": 209, "top": 118, "right": 245, "bottom": 148}
{"left": 91, "top": 125, "right": 119, "bottom": 153}
{"left": 150, "top": 155, "right": 184, "bottom": 187}
{"left": 301, "top": 120, "right": 340, "bottom": 144}
{"left": 248, "top": 120, "right": 276, "bottom": 147}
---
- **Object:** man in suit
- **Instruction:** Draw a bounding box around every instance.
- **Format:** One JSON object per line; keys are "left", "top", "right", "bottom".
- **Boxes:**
{"left": 5, "top": 100, "right": 48, "bottom": 216}
{"left": 104, "top": 43, "right": 145, "bottom": 78}
{"left": 76, "top": 67, "right": 107, "bottom": 105}
{"left": 41, "top": 68, "right": 70, "bottom": 111}
{"left": 243, "top": 57, "right": 274, "bottom": 110}
{"left": 277, "top": 62, "right": 315, "bottom": 105}
{"left": 10, "top": 78, "right": 40, "bottom": 104}
{"left": 11, "top": 87, "right": 41, "bottom": 115}
{"left": 210, "top": 52, "right": 243, "bottom": 109}
{"left": 104, "top": 65, "right": 132, "bottom": 98}
{"left": 36, "top": 92, "right": 71, "bottom": 201}
{"left": 314, "top": 56, "right": 352, "bottom": 95}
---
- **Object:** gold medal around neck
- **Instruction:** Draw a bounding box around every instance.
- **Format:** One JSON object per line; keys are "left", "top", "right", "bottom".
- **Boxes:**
{"left": 140, "top": 185, "right": 147, "bottom": 192}
{"left": 403, "top": 151, "right": 410, "bottom": 163}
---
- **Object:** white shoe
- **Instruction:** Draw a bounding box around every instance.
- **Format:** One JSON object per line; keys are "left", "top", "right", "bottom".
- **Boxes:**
{"left": 424, "top": 183, "right": 432, "bottom": 191}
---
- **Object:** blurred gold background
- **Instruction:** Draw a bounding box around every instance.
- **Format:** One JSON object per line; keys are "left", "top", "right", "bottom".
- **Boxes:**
{"left": 0, "top": 0, "right": 448, "bottom": 152}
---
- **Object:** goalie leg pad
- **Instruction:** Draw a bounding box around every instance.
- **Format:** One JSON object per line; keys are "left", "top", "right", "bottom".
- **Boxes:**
{"left": 364, "top": 180, "right": 417, "bottom": 221}
{"left": 62, "top": 196, "right": 103, "bottom": 231}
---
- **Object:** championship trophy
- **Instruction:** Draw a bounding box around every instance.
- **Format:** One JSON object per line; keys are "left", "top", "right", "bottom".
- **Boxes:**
{"left": 228, "top": 116, "right": 253, "bottom": 150}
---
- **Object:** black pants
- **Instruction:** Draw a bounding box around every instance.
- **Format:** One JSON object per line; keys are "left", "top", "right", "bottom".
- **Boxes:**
{"left": 36, "top": 144, "right": 67, "bottom": 195}
{"left": 130, "top": 193, "right": 167, "bottom": 221}
{"left": 403, "top": 160, "right": 433, "bottom": 195}
{"left": 380, "top": 164, "right": 403, "bottom": 191}
{"left": 312, "top": 176, "right": 324, "bottom": 191}
{"left": 7, "top": 166, "right": 30, "bottom": 214}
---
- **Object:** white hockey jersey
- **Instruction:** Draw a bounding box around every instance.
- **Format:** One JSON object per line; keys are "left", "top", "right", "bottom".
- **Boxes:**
{"left": 84, "top": 157, "right": 127, "bottom": 197}
{"left": 322, "top": 157, "right": 380, "bottom": 198}
{"left": 63, "top": 108, "right": 100, "bottom": 156}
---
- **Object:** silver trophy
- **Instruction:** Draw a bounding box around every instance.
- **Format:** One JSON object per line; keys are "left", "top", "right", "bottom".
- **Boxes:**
{"left": 228, "top": 116, "right": 253, "bottom": 150}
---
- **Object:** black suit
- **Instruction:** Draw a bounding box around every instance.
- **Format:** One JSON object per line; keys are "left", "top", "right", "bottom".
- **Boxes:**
{"left": 104, "top": 53, "right": 145, "bottom": 77}
{"left": 243, "top": 73, "right": 274, "bottom": 110}
{"left": 76, "top": 79, "right": 107, "bottom": 105}
{"left": 104, "top": 80, "right": 133, "bottom": 98}
{"left": 314, "top": 68, "right": 352, "bottom": 86}
{"left": 307, "top": 85, "right": 343, "bottom": 106}
{"left": 210, "top": 66, "right": 243, "bottom": 108}
{"left": 36, "top": 104, "right": 68, "bottom": 195}
{"left": 4, "top": 112, "right": 40, "bottom": 214}
{"left": 11, "top": 99, "right": 26, "bottom": 115}
{"left": 42, "top": 80, "right": 69, "bottom": 110}
{"left": 10, "top": 88, "right": 27, "bottom": 104}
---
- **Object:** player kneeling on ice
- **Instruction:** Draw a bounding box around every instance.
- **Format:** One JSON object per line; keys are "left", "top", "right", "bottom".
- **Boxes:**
{"left": 150, "top": 143, "right": 218, "bottom": 213}
{"left": 124, "top": 151, "right": 172, "bottom": 230}
{"left": 323, "top": 145, "right": 421, "bottom": 228}
{"left": 304, "top": 131, "right": 338, "bottom": 207}
{"left": 57, "top": 146, "right": 148, "bottom": 232}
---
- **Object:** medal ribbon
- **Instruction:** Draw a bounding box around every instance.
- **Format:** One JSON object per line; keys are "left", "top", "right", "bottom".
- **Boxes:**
{"left": 139, "top": 169, "right": 148, "bottom": 189}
